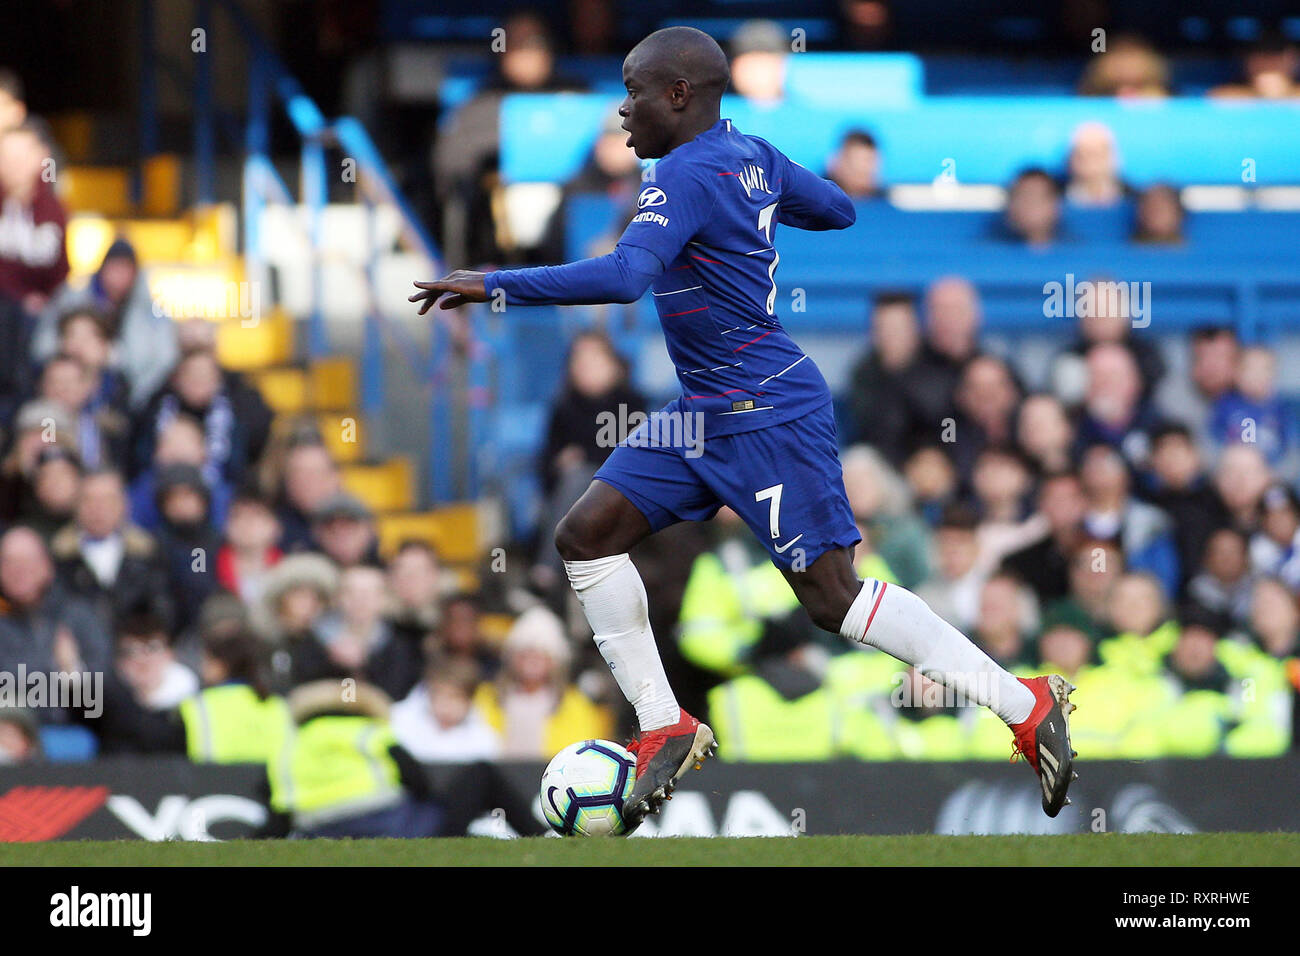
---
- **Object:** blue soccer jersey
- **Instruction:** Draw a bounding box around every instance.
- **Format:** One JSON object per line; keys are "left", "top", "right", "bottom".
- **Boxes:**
{"left": 484, "top": 118, "right": 855, "bottom": 437}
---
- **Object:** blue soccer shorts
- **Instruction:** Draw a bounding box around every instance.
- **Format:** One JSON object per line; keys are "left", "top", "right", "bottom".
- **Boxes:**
{"left": 592, "top": 400, "right": 861, "bottom": 571}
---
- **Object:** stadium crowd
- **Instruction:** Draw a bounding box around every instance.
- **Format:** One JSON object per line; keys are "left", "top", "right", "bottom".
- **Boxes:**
{"left": 0, "top": 13, "right": 1297, "bottom": 793}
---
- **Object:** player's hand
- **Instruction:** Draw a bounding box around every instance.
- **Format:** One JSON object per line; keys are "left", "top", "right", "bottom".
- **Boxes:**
{"left": 409, "top": 270, "right": 488, "bottom": 313}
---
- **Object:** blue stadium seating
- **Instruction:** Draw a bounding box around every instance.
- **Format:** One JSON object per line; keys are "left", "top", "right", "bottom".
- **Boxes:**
{"left": 502, "top": 92, "right": 1300, "bottom": 186}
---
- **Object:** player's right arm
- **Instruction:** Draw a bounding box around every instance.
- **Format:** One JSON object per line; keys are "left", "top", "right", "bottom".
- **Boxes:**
{"left": 411, "top": 158, "right": 714, "bottom": 312}
{"left": 409, "top": 245, "right": 665, "bottom": 312}
{"left": 776, "top": 155, "right": 856, "bottom": 231}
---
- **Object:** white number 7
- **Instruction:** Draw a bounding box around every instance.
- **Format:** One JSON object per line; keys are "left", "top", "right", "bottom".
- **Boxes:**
{"left": 755, "top": 483, "right": 783, "bottom": 539}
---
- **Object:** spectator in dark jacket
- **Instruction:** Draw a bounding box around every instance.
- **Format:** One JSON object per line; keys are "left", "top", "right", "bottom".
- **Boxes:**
{"left": 0, "top": 526, "right": 110, "bottom": 721}
{"left": 1141, "top": 423, "right": 1230, "bottom": 596}
{"left": 50, "top": 468, "right": 174, "bottom": 632}
{"left": 132, "top": 348, "right": 271, "bottom": 488}
{"left": 153, "top": 463, "right": 221, "bottom": 634}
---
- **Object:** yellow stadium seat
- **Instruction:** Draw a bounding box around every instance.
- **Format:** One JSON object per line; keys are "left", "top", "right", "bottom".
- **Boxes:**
{"left": 308, "top": 357, "right": 358, "bottom": 411}
{"left": 120, "top": 219, "right": 193, "bottom": 263}
{"left": 342, "top": 458, "right": 415, "bottom": 513}
{"left": 375, "top": 502, "right": 481, "bottom": 563}
{"left": 141, "top": 155, "right": 182, "bottom": 218}
{"left": 317, "top": 412, "right": 364, "bottom": 463}
{"left": 251, "top": 368, "right": 309, "bottom": 414}
{"left": 216, "top": 306, "right": 294, "bottom": 371}
{"left": 61, "top": 166, "right": 132, "bottom": 217}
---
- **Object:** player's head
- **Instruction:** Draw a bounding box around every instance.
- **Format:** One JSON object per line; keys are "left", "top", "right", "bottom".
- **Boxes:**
{"left": 620, "top": 26, "right": 729, "bottom": 159}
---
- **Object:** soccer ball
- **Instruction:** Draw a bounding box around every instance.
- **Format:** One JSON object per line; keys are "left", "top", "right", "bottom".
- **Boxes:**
{"left": 540, "top": 739, "right": 638, "bottom": 836}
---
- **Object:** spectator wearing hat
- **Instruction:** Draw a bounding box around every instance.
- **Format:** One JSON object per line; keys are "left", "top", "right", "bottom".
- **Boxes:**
{"left": 50, "top": 468, "right": 174, "bottom": 633}
{"left": 474, "top": 606, "right": 613, "bottom": 759}
{"left": 309, "top": 491, "right": 381, "bottom": 569}
{"left": 153, "top": 463, "right": 221, "bottom": 632}
{"left": 256, "top": 553, "right": 338, "bottom": 688}
{"left": 34, "top": 237, "right": 176, "bottom": 410}
{"left": 0, "top": 526, "right": 111, "bottom": 717}
{"left": 0, "top": 398, "right": 77, "bottom": 522}
{"left": 0, "top": 121, "right": 68, "bottom": 316}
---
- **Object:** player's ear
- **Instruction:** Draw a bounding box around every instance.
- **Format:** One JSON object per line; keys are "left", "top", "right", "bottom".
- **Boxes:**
{"left": 669, "top": 78, "right": 691, "bottom": 110}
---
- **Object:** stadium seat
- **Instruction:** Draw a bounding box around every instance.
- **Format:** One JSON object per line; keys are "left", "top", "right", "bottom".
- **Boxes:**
{"left": 342, "top": 458, "right": 416, "bottom": 513}
{"left": 376, "top": 502, "right": 481, "bottom": 563}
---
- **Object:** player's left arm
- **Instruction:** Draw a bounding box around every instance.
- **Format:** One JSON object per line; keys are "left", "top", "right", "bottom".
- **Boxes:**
{"left": 776, "top": 155, "right": 856, "bottom": 232}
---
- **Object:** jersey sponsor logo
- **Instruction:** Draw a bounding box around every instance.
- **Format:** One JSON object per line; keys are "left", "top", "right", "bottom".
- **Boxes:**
{"left": 637, "top": 186, "right": 668, "bottom": 208}
{"left": 630, "top": 211, "right": 669, "bottom": 227}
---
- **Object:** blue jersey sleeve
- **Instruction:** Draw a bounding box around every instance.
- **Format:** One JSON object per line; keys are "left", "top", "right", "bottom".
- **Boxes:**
{"left": 616, "top": 160, "right": 719, "bottom": 270}
{"left": 484, "top": 242, "right": 665, "bottom": 306}
{"left": 776, "top": 156, "right": 856, "bottom": 231}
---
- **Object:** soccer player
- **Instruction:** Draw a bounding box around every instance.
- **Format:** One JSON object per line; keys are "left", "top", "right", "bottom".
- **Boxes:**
{"left": 412, "top": 26, "right": 1077, "bottom": 825}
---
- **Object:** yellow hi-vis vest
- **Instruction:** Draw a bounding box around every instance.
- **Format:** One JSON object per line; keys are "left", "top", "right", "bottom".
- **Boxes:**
{"left": 707, "top": 675, "right": 838, "bottom": 761}
{"left": 267, "top": 715, "right": 404, "bottom": 829}
{"left": 179, "top": 684, "right": 290, "bottom": 764}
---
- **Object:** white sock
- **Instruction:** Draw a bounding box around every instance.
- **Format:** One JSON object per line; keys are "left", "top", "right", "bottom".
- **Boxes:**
{"left": 839, "top": 579, "right": 1035, "bottom": 725}
{"left": 564, "top": 553, "right": 680, "bottom": 731}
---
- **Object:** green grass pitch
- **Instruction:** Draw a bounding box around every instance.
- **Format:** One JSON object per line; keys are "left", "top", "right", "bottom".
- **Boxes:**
{"left": 1, "top": 833, "right": 1295, "bottom": 866}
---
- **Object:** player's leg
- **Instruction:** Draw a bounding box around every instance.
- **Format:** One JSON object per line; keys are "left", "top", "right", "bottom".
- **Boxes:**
{"left": 780, "top": 547, "right": 1035, "bottom": 723}
{"left": 555, "top": 477, "right": 681, "bottom": 732}
{"left": 556, "top": 445, "right": 721, "bottom": 826}
{"left": 780, "top": 548, "right": 1078, "bottom": 816}
{"left": 716, "top": 404, "right": 1076, "bottom": 815}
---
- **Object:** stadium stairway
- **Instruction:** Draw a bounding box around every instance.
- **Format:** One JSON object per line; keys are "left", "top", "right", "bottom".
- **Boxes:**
{"left": 56, "top": 151, "right": 489, "bottom": 585}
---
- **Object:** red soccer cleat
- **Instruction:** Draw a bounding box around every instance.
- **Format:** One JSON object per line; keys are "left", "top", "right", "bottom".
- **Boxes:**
{"left": 622, "top": 708, "right": 717, "bottom": 828}
{"left": 1009, "top": 675, "right": 1079, "bottom": 818}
